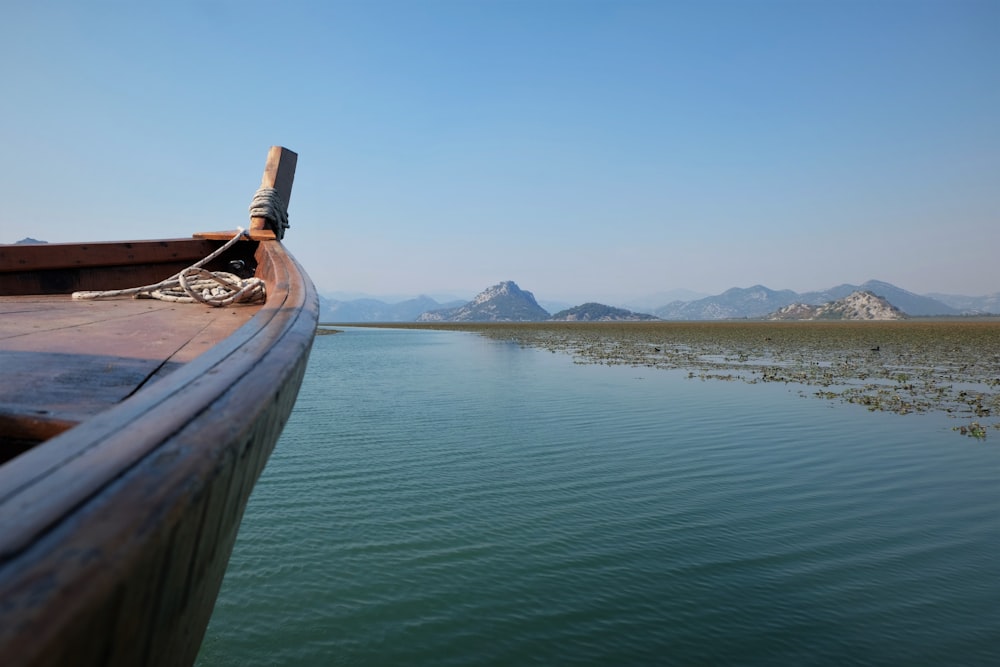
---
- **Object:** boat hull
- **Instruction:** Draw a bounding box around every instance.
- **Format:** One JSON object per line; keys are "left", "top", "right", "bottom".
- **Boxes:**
{"left": 0, "top": 239, "right": 318, "bottom": 666}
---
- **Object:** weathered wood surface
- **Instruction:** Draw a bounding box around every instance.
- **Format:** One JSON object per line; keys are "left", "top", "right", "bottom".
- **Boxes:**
{"left": 0, "top": 239, "right": 218, "bottom": 273}
{"left": 0, "top": 296, "right": 261, "bottom": 458}
{"left": 0, "top": 239, "right": 319, "bottom": 666}
{"left": 0, "top": 239, "right": 255, "bottom": 296}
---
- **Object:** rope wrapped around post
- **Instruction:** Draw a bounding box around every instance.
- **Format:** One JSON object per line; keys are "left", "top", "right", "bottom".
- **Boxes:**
{"left": 248, "top": 187, "right": 289, "bottom": 235}
{"left": 72, "top": 229, "right": 266, "bottom": 307}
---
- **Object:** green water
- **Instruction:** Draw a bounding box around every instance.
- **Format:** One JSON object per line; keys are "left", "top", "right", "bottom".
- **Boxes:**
{"left": 198, "top": 327, "right": 999, "bottom": 666}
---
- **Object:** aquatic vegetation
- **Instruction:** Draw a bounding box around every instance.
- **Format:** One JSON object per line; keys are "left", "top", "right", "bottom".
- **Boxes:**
{"left": 357, "top": 320, "right": 1000, "bottom": 439}
{"left": 954, "top": 422, "right": 989, "bottom": 439}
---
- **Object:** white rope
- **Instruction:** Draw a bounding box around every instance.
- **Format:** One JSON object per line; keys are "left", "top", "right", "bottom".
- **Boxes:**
{"left": 146, "top": 268, "right": 265, "bottom": 306}
{"left": 248, "top": 187, "right": 289, "bottom": 231}
{"left": 71, "top": 228, "right": 266, "bottom": 307}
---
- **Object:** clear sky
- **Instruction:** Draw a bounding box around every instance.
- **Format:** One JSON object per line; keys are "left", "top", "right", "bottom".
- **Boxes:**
{"left": 2, "top": 0, "right": 998, "bottom": 303}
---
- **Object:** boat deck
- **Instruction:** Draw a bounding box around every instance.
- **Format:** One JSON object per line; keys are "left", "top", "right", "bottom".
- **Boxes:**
{"left": 0, "top": 295, "right": 261, "bottom": 458}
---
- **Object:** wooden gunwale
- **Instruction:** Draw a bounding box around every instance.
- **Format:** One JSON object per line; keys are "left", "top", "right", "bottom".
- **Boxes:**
{"left": 0, "top": 238, "right": 222, "bottom": 273}
{"left": 0, "top": 238, "right": 251, "bottom": 297}
{"left": 0, "top": 239, "right": 318, "bottom": 666}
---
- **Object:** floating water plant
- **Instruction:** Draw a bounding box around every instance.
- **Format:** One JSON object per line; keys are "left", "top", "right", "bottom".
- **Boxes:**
{"left": 954, "top": 422, "right": 988, "bottom": 439}
{"left": 357, "top": 320, "right": 1000, "bottom": 440}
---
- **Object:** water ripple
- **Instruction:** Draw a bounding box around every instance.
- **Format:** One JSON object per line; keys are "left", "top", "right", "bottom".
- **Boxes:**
{"left": 199, "top": 328, "right": 1000, "bottom": 667}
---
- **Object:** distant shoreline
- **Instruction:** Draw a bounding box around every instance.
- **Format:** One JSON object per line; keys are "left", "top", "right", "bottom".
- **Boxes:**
{"left": 320, "top": 321, "right": 1000, "bottom": 439}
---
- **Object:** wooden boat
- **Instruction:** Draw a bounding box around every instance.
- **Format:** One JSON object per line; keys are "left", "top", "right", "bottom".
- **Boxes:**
{"left": 0, "top": 147, "right": 318, "bottom": 666}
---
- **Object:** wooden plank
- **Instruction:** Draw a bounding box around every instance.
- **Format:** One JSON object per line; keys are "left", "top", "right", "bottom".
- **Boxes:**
{"left": 0, "top": 238, "right": 259, "bottom": 296}
{"left": 0, "top": 296, "right": 261, "bottom": 439}
{"left": 0, "top": 297, "right": 180, "bottom": 341}
{"left": 0, "top": 299, "right": 248, "bottom": 359}
{"left": 0, "top": 262, "right": 200, "bottom": 296}
{"left": 141, "top": 301, "right": 259, "bottom": 385}
{"left": 192, "top": 229, "right": 276, "bottom": 241}
{"left": 0, "top": 351, "right": 163, "bottom": 418}
{"left": 0, "top": 239, "right": 218, "bottom": 273}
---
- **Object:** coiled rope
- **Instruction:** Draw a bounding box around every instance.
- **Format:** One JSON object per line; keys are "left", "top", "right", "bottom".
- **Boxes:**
{"left": 71, "top": 228, "right": 266, "bottom": 307}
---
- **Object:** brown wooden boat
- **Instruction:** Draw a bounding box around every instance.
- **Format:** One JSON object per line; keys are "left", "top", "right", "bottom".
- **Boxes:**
{"left": 0, "top": 147, "right": 318, "bottom": 666}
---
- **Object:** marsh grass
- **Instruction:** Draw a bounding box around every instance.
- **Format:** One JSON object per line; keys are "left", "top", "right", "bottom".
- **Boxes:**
{"left": 334, "top": 321, "right": 1000, "bottom": 439}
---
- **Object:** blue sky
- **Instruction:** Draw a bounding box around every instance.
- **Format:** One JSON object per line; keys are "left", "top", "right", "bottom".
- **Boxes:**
{"left": 2, "top": 0, "right": 997, "bottom": 303}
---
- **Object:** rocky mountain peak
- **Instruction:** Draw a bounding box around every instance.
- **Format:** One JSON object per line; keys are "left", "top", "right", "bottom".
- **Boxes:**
{"left": 472, "top": 280, "right": 519, "bottom": 305}
{"left": 418, "top": 280, "right": 550, "bottom": 322}
{"left": 768, "top": 290, "right": 907, "bottom": 320}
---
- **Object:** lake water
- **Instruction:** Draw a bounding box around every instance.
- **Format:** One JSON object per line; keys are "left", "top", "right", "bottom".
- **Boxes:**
{"left": 197, "top": 327, "right": 999, "bottom": 666}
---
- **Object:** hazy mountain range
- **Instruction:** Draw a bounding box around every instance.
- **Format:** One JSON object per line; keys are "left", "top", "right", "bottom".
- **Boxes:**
{"left": 550, "top": 303, "right": 659, "bottom": 322}
{"left": 320, "top": 279, "right": 999, "bottom": 322}
{"left": 651, "top": 280, "right": 964, "bottom": 320}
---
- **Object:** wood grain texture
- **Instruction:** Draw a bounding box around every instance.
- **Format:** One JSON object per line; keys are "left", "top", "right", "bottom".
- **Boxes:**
{"left": 0, "top": 239, "right": 217, "bottom": 273}
{"left": 0, "top": 240, "right": 318, "bottom": 666}
{"left": 0, "top": 240, "right": 257, "bottom": 297}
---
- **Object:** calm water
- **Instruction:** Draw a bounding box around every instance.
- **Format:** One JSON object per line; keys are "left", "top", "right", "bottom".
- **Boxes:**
{"left": 197, "top": 327, "right": 999, "bottom": 666}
